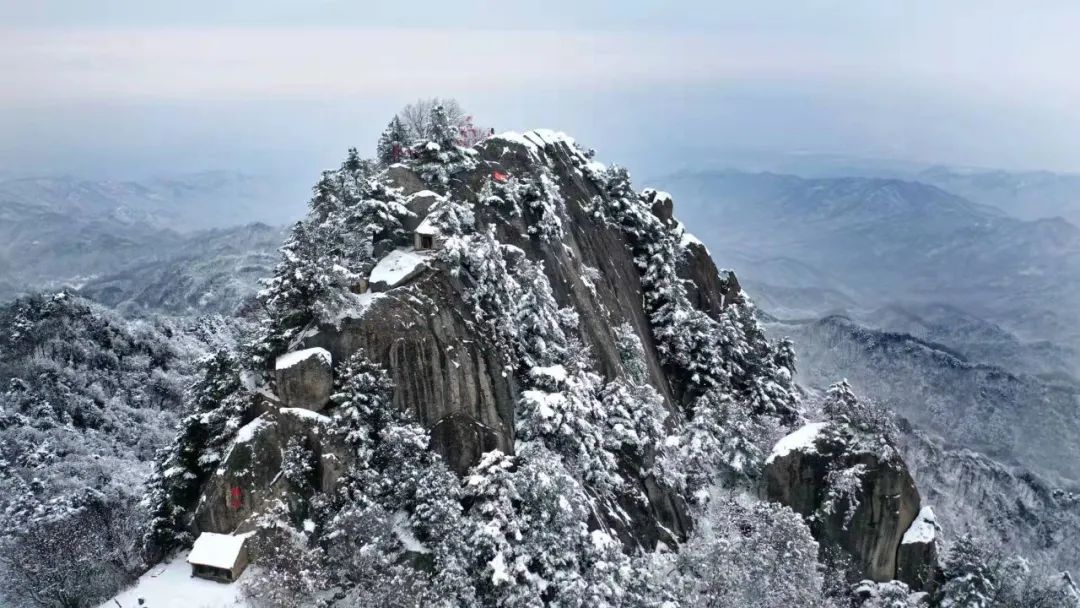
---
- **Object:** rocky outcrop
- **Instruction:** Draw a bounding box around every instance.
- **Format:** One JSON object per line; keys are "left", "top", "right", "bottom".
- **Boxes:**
{"left": 896, "top": 506, "right": 942, "bottom": 594}
{"left": 762, "top": 422, "right": 921, "bottom": 583}
{"left": 274, "top": 347, "right": 333, "bottom": 411}
{"left": 195, "top": 406, "right": 347, "bottom": 534}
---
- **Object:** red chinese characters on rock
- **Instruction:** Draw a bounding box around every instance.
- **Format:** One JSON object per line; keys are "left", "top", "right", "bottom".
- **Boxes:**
{"left": 228, "top": 486, "right": 243, "bottom": 510}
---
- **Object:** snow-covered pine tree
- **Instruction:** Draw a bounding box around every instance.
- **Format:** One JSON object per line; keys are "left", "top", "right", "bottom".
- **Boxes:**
{"left": 376, "top": 115, "right": 412, "bottom": 165}
{"left": 409, "top": 104, "right": 479, "bottom": 188}
{"left": 143, "top": 350, "right": 250, "bottom": 556}
{"left": 458, "top": 446, "right": 646, "bottom": 608}
{"left": 429, "top": 104, "right": 457, "bottom": 149}
{"left": 320, "top": 351, "right": 474, "bottom": 603}
{"left": 253, "top": 220, "right": 351, "bottom": 359}
{"left": 939, "top": 534, "right": 996, "bottom": 608}
{"left": 253, "top": 148, "right": 410, "bottom": 361}
{"left": 662, "top": 495, "right": 832, "bottom": 608}
{"left": 581, "top": 163, "right": 798, "bottom": 490}
{"left": 822, "top": 380, "right": 898, "bottom": 445}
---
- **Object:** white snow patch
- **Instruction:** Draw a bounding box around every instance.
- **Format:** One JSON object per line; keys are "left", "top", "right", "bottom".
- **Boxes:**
{"left": 392, "top": 511, "right": 432, "bottom": 554}
{"left": 492, "top": 131, "right": 539, "bottom": 152}
{"left": 416, "top": 214, "right": 441, "bottom": 236}
{"left": 490, "top": 552, "right": 512, "bottom": 586}
{"left": 680, "top": 229, "right": 704, "bottom": 249}
{"left": 901, "top": 506, "right": 938, "bottom": 545}
{"left": 590, "top": 529, "right": 615, "bottom": 551}
{"left": 188, "top": 532, "right": 254, "bottom": 570}
{"left": 280, "top": 407, "right": 331, "bottom": 424}
{"left": 239, "top": 369, "right": 261, "bottom": 391}
{"left": 529, "top": 364, "right": 568, "bottom": 383}
{"left": 162, "top": 466, "right": 185, "bottom": 479}
{"left": 407, "top": 189, "right": 442, "bottom": 200}
{"left": 525, "top": 128, "right": 577, "bottom": 148}
{"left": 766, "top": 422, "right": 829, "bottom": 465}
{"left": 522, "top": 389, "right": 566, "bottom": 420}
{"left": 233, "top": 416, "right": 271, "bottom": 445}
{"left": 370, "top": 248, "right": 431, "bottom": 287}
{"left": 99, "top": 551, "right": 250, "bottom": 608}
{"left": 274, "top": 347, "right": 331, "bottom": 371}
{"left": 332, "top": 290, "right": 384, "bottom": 324}
{"left": 674, "top": 220, "right": 707, "bottom": 251}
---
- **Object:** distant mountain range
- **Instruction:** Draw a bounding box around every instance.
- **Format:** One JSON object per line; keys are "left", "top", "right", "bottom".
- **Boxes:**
{"left": 0, "top": 172, "right": 295, "bottom": 307}
{"left": 666, "top": 150, "right": 1080, "bottom": 226}
{"left": 0, "top": 171, "right": 304, "bottom": 231}
{"left": 668, "top": 164, "right": 1080, "bottom": 578}
{"left": 918, "top": 166, "right": 1080, "bottom": 226}
{"left": 663, "top": 170, "right": 1080, "bottom": 347}
{"left": 766, "top": 310, "right": 1080, "bottom": 574}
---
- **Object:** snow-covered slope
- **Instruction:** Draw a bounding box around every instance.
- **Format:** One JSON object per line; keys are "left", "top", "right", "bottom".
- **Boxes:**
{"left": 98, "top": 552, "right": 249, "bottom": 608}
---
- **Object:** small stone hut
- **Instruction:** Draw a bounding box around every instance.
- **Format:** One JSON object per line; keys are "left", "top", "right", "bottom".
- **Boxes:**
{"left": 187, "top": 532, "right": 254, "bottom": 583}
{"left": 414, "top": 215, "right": 444, "bottom": 250}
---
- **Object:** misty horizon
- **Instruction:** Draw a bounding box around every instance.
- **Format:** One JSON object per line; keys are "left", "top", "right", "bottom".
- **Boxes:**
{"left": 4, "top": 1, "right": 1080, "bottom": 182}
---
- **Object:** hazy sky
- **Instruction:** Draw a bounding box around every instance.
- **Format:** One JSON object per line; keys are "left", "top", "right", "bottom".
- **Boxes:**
{"left": 3, "top": 1, "right": 1079, "bottom": 182}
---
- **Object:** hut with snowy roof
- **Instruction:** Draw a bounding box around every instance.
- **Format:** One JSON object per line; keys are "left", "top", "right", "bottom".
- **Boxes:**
{"left": 414, "top": 214, "right": 443, "bottom": 250}
{"left": 187, "top": 531, "right": 253, "bottom": 583}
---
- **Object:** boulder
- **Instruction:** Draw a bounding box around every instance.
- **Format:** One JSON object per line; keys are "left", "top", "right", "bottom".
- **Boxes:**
{"left": 369, "top": 249, "right": 431, "bottom": 292}
{"left": 386, "top": 165, "right": 427, "bottom": 197}
{"left": 274, "top": 347, "right": 333, "bottom": 411}
{"left": 762, "top": 422, "right": 921, "bottom": 582}
{"left": 896, "top": 506, "right": 942, "bottom": 594}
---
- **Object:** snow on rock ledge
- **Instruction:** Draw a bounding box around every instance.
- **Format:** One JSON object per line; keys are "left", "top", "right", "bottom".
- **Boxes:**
{"left": 896, "top": 506, "right": 942, "bottom": 594}
{"left": 901, "top": 506, "right": 938, "bottom": 545}
{"left": 766, "top": 422, "right": 829, "bottom": 465}
{"left": 275, "top": 347, "right": 331, "bottom": 371}
{"left": 274, "top": 347, "right": 333, "bottom": 411}
{"left": 370, "top": 248, "right": 431, "bottom": 291}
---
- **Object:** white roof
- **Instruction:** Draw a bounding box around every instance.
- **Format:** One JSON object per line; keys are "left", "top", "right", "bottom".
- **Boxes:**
{"left": 274, "top": 347, "right": 331, "bottom": 371}
{"left": 415, "top": 214, "right": 441, "bottom": 236}
{"left": 187, "top": 532, "right": 253, "bottom": 570}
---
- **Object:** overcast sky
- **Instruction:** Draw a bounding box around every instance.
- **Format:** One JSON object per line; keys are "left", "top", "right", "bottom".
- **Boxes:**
{"left": 3, "top": 1, "right": 1079, "bottom": 181}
